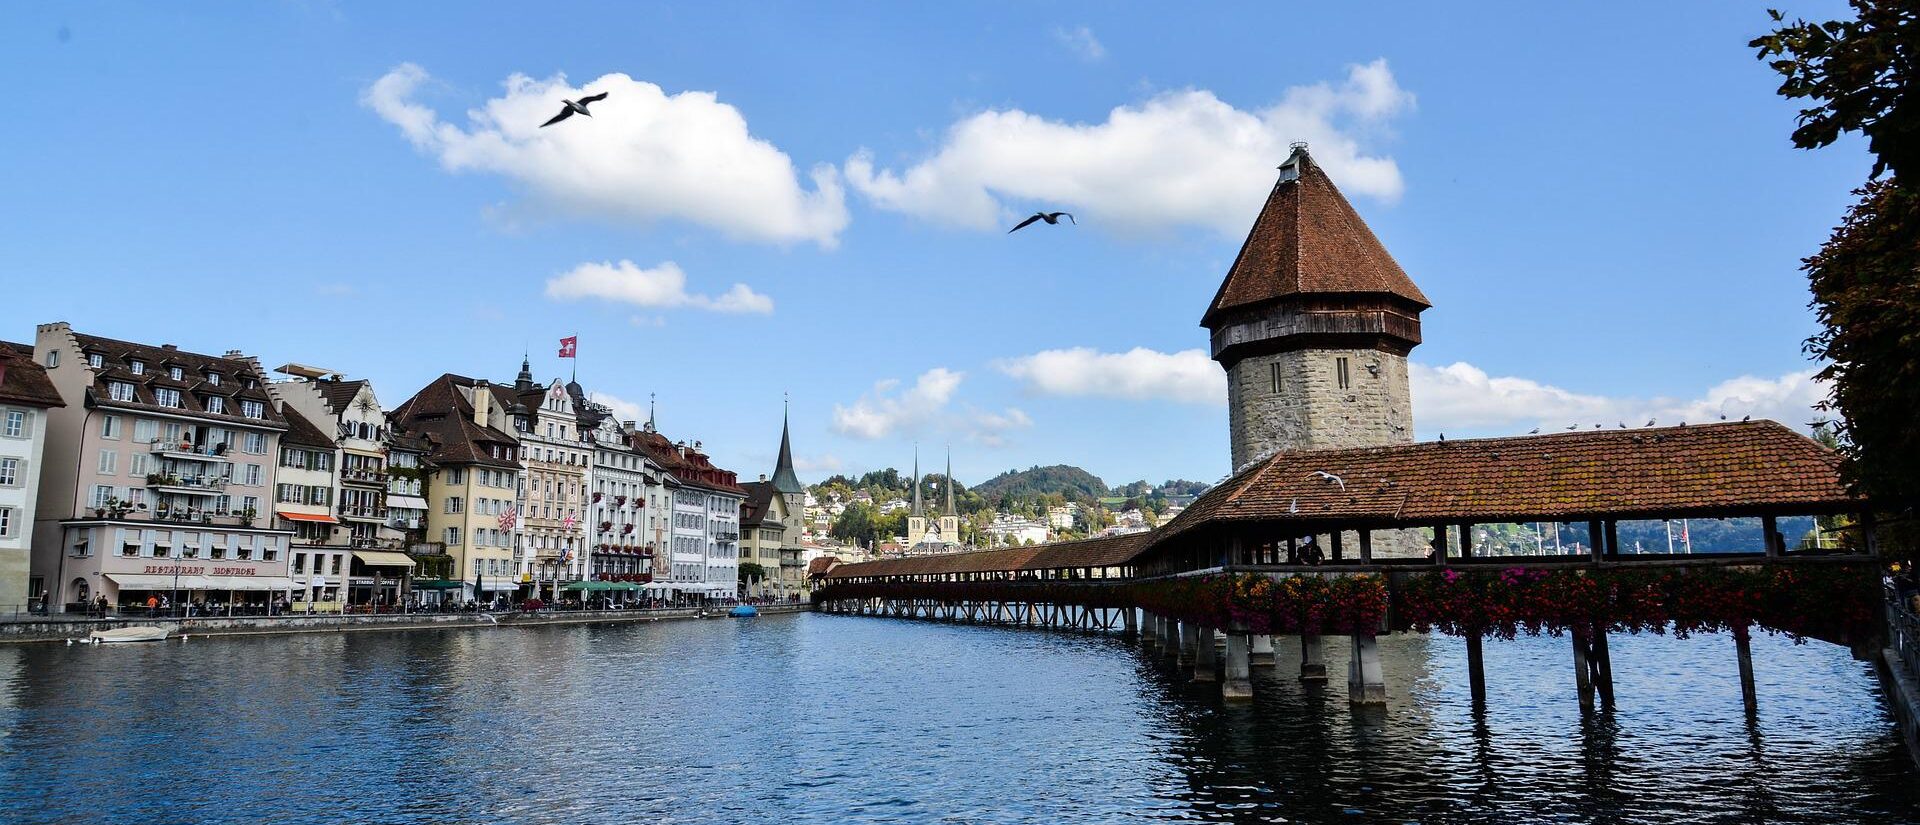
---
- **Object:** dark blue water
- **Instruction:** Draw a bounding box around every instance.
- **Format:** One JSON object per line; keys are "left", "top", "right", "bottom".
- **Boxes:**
{"left": 0, "top": 614, "right": 1914, "bottom": 824}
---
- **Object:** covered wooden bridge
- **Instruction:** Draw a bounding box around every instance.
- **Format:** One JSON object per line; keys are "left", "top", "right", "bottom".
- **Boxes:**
{"left": 815, "top": 421, "right": 1881, "bottom": 710}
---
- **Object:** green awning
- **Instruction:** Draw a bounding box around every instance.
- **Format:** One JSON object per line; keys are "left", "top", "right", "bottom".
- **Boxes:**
{"left": 411, "top": 579, "right": 464, "bottom": 590}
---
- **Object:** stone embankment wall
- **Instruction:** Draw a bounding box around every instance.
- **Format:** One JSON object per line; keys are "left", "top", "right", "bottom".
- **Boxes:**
{"left": 0, "top": 603, "right": 812, "bottom": 643}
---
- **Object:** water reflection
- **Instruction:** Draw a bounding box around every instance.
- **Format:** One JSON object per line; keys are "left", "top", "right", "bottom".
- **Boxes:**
{"left": 0, "top": 616, "right": 1913, "bottom": 824}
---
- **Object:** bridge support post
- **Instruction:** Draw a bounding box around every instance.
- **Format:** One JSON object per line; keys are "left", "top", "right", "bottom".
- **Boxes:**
{"left": 1734, "top": 625, "right": 1758, "bottom": 715}
{"left": 1572, "top": 628, "right": 1595, "bottom": 710}
{"left": 1193, "top": 626, "right": 1218, "bottom": 682}
{"left": 1179, "top": 622, "right": 1198, "bottom": 668}
{"left": 1591, "top": 629, "right": 1614, "bottom": 708}
{"left": 1143, "top": 613, "right": 1161, "bottom": 650}
{"left": 1348, "top": 633, "right": 1386, "bottom": 705}
{"left": 1466, "top": 633, "right": 1487, "bottom": 710}
{"left": 1300, "top": 634, "right": 1327, "bottom": 682}
{"left": 1250, "top": 634, "right": 1275, "bottom": 666}
{"left": 1223, "top": 634, "right": 1254, "bottom": 700}
{"left": 1122, "top": 607, "right": 1138, "bottom": 638}
{"left": 1163, "top": 618, "right": 1181, "bottom": 661}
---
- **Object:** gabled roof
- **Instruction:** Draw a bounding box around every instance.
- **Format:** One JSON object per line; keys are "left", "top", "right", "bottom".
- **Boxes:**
{"left": 389, "top": 374, "right": 522, "bottom": 470}
{"left": 316, "top": 379, "right": 369, "bottom": 414}
{"left": 824, "top": 532, "right": 1153, "bottom": 579}
{"left": 67, "top": 332, "right": 285, "bottom": 429}
{"left": 1202, "top": 147, "right": 1429, "bottom": 327}
{"left": 740, "top": 480, "right": 776, "bottom": 527}
{"left": 1155, "top": 421, "right": 1856, "bottom": 545}
{"left": 280, "top": 406, "right": 335, "bottom": 449}
{"left": 0, "top": 341, "right": 64, "bottom": 409}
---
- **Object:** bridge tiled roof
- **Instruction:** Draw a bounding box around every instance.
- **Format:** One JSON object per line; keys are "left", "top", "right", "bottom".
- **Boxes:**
{"left": 824, "top": 532, "right": 1153, "bottom": 580}
{"left": 1156, "top": 420, "right": 1855, "bottom": 543}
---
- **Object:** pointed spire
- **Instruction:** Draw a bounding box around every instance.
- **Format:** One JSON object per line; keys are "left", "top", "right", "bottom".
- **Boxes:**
{"left": 770, "top": 395, "right": 803, "bottom": 495}
{"left": 911, "top": 445, "right": 922, "bottom": 517}
{"left": 1202, "top": 143, "right": 1429, "bottom": 328}
{"left": 943, "top": 445, "right": 956, "bottom": 516}
{"left": 647, "top": 392, "right": 656, "bottom": 430}
{"left": 514, "top": 351, "right": 535, "bottom": 392}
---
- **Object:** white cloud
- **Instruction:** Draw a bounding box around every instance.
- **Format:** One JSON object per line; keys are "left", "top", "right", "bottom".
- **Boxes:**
{"left": 795, "top": 454, "right": 843, "bottom": 473}
{"left": 589, "top": 392, "right": 646, "bottom": 425}
{"left": 967, "top": 407, "right": 1034, "bottom": 448}
{"left": 364, "top": 63, "right": 848, "bottom": 247}
{"left": 1410, "top": 362, "right": 1830, "bottom": 435}
{"left": 997, "top": 347, "right": 1223, "bottom": 404}
{"left": 832, "top": 368, "right": 964, "bottom": 439}
{"left": 995, "top": 345, "right": 1830, "bottom": 435}
{"left": 843, "top": 59, "right": 1412, "bottom": 233}
{"left": 545, "top": 260, "right": 773, "bottom": 314}
{"left": 1053, "top": 25, "right": 1105, "bottom": 61}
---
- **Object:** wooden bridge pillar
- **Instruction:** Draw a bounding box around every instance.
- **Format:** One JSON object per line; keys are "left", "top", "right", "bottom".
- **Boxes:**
{"left": 1163, "top": 618, "right": 1181, "bottom": 662}
{"left": 1591, "top": 629, "right": 1615, "bottom": 707}
{"left": 1250, "top": 634, "right": 1275, "bottom": 666}
{"left": 1465, "top": 634, "right": 1487, "bottom": 710}
{"left": 1193, "top": 626, "right": 1219, "bottom": 682}
{"left": 1348, "top": 634, "right": 1387, "bottom": 705}
{"left": 1179, "top": 621, "right": 1198, "bottom": 668}
{"left": 1223, "top": 634, "right": 1254, "bottom": 700}
{"left": 1122, "top": 607, "right": 1138, "bottom": 638}
{"left": 1143, "top": 613, "right": 1161, "bottom": 650}
{"left": 1300, "top": 633, "right": 1327, "bottom": 682}
{"left": 1572, "top": 627, "right": 1595, "bottom": 710}
{"left": 1734, "top": 625, "right": 1758, "bottom": 715}
{"left": 1358, "top": 530, "right": 1374, "bottom": 564}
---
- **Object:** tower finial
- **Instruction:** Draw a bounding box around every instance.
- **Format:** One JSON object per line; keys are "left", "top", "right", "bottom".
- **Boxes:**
{"left": 944, "top": 443, "right": 955, "bottom": 517}
{"left": 911, "top": 444, "right": 922, "bottom": 517}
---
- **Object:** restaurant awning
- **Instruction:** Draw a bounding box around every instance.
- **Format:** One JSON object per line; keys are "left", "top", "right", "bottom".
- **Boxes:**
{"left": 480, "top": 577, "right": 519, "bottom": 592}
{"left": 276, "top": 510, "right": 338, "bottom": 524}
{"left": 208, "top": 576, "right": 298, "bottom": 591}
{"left": 106, "top": 573, "right": 214, "bottom": 590}
{"left": 385, "top": 495, "right": 429, "bottom": 511}
{"left": 353, "top": 550, "right": 417, "bottom": 569}
{"left": 411, "top": 579, "right": 463, "bottom": 590}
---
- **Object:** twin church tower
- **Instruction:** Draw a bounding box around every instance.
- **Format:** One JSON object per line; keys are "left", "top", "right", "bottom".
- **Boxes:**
{"left": 1205, "top": 144, "right": 1429, "bottom": 474}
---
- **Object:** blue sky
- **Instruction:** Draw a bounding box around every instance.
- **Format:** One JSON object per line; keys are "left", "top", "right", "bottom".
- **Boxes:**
{"left": 0, "top": 2, "right": 1868, "bottom": 489}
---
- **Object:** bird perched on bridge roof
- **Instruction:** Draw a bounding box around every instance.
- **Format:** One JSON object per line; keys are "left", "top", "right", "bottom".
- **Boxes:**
{"left": 541, "top": 91, "right": 609, "bottom": 127}
{"left": 1009, "top": 211, "right": 1074, "bottom": 233}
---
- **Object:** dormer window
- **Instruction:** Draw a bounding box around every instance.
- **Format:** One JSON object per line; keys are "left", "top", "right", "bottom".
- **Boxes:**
{"left": 206, "top": 373, "right": 221, "bottom": 386}
{"left": 155, "top": 388, "right": 181, "bottom": 408}
{"left": 168, "top": 367, "right": 183, "bottom": 381}
{"left": 129, "top": 360, "right": 145, "bottom": 375}
{"left": 108, "top": 382, "right": 135, "bottom": 402}
{"left": 86, "top": 353, "right": 103, "bottom": 368}
{"left": 205, "top": 396, "right": 226, "bottom": 414}
{"left": 241, "top": 400, "right": 263, "bottom": 419}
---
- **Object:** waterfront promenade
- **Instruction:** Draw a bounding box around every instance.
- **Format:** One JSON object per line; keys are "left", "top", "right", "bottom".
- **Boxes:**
{"left": 0, "top": 602, "right": 810, "bottom": 643}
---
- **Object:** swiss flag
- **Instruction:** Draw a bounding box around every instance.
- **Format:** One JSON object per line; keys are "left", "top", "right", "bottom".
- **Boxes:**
{"left": 558, "top": 336, "right": 578, "bottom": 358}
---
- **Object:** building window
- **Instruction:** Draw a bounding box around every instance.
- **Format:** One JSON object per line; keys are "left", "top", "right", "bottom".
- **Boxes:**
{"left": 3, "top": 410, "right": 24, "bottom": 438}
{"left": 108, "top": 382, "right": 135, "bottom": 402}
{"left": 446, "top": 526, "right": 462, "bottom": 546}
{"left": 1336, "top": 357, "right": 1351, "bottom": 390}
{"left": 129, "top": 360, "right": 145, "bottom": 375}
{"left": 129, "top": 453, "right": 149, "bottom": 477}
{"left": 207, "top": 373, "right": 221, "bottom": 386}
{"left": 242, "top": 495, "right": 258, "bottom": 514}
{"left": 97, "top": 450, "right": 117, "bottom": 474}
{"left": 87, "top": 353, "right": 103, "bottom": 368}
{"left": 446, "top": 497, "right": 463, "bottom": 514}
{"left": 0, "top": 458, "right": 16, "bottom": 486}
{"left": 0, "top": 507, "right": 11, "bottom": 538}
{"left": 293, "top": 553, "right": 306, "bottom": 574}
{"left": 241, "top": 400, "right": 263, "bottom": 419}
{"left": 205, "top": 396, "right": 225, "bottom": 414}
{"left": 45, "top": 350, "right": 59, "bottom": 369}
{"left": 243, "top": 433, "right": 266, "bottom": 454}
{"left": 168, "top": 367, "right": 183, "bottom": 381}
{"left": 100, "top": 415, "right": 120, "bottom": 439}
{"left": 1269, "top": 362, "right": 1283, "bottom": 395}
{"left": 446, "top": 468, "right": 465, "bottom": 485}
{"left": 155, "top": 388, "right": 181, "bottom": 408}
{"left": 242, "top": 464, "right": 262, "bottom": 486}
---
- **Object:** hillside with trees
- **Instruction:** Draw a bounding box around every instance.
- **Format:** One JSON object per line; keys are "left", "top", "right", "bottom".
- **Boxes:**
{"left": 813, "top": 464, "right": 1210, "bottom": 549}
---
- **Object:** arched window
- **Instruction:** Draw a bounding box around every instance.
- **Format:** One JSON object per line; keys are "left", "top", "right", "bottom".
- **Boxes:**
{"left": 71, "top": 578, "right": 90, "bottom": 604}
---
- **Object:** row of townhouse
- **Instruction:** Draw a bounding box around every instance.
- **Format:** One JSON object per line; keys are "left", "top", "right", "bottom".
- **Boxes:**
{"left": 1, "top": 323, "right": 804, "bottom": 613}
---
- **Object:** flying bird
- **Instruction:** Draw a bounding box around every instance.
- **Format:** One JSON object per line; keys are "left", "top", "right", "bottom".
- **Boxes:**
{"left": 1009, "top": 211, "right": 1075, "bottom": 233}
{"left": 1565, "top": 424, "right": 1579, "bottom": 431}
{"left": 540, "top": 92, "right": 610, "bottom": 127}
{"left": 1311, "top": 470, "right": 1346, "bottom": 492}
{"left": 1289, "top": 498, "right": 1299, "bottom": 514}
{"left": 1528, "top": 427, "right": 1540, "bottom": 434}
{"left": 1645, "top": 419, "right": 1656, "bottom": 427}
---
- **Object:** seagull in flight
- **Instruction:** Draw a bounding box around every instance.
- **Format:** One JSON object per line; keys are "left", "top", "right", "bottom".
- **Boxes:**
{"left": 1311, "top": 470, "right": 1346, "bottom": 492}
{"left": 1009, "top": 211, "right": 1075, "bottom": 233}
{"left": 540, "top": 92, "right": 610, "bottom": 127}
{"left": 1528, "top": 427, "right": 1540, "bottom": 434}
{"left": 1565, "top": 424, "right": 1579, "bottom": 431}
{"left": 1645, "top": 418, "right": 1656, "bottom": 427}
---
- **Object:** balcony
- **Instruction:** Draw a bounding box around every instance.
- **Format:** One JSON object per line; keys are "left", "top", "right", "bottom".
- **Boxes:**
{"left": 337, "top": 503, "right": 389, "bottom": 522}
{"left": 388, "top": 515, "right": 424, "bottom": 530}
{"left": 148, "top": 439, "right": 233, "bottom": 464}
{"left": 341, "top": 467, "right": 386, "bottom": 486}
{"left": 79, "top": 506, "right": 259, "bottom": 527}
{"left": 712, "top": 529, "right": 740, "bottom": 542}
{"left": 145, "top": 472, "right": 228, "bottom": 496}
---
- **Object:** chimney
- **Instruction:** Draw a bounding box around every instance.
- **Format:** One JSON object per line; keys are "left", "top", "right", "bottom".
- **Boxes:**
{"left": 222, "top": 348, "right": 242, "bottom": 359}
{"left": 162, "top": 344, "right": 179, "bottom": 351}
{"left": 473, "top": 380, "right": 492, "bottom": 426}
{"left": 759, "top": 474, "right": 768, "bottom": 482}
{"left": 623, "top": 420, "right": 638, "bottom": 430}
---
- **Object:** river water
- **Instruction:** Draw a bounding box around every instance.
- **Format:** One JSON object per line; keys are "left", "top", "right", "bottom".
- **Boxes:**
{"left": 0, "top": 613, "right": 1914, "bottom": 824}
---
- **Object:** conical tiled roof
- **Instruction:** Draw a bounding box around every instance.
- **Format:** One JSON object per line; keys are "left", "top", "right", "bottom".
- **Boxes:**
{"left": 770, "top": 410, "right": 803, "bottom": 495}
{"left": 1202, "top": 147, "right": 1428, "bottom": 328}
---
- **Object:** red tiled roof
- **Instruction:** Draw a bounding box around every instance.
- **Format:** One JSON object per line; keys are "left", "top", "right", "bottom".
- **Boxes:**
{"left": 279, "top": 406, "right": 335, "bottom": 449}
{"left": 1202, "top": 149, "right": 1429, "bottom": 327}
{"left": 1155, "top": 421, "right": 1857, "bottom": 546}
{"left": 389, "top": 374, "right": 522, "bottom": 469}
{"left": 824, "top": 532, "right": 1152, "bottom": 580}
{"left": 67, "top": 332, "right": 285, "bottom": 429}
{"left": 0, "top": 341, "right": 64, "bottom": 409}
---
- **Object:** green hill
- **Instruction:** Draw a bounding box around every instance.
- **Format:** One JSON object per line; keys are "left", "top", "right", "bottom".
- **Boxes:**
{"left": 973, "top": 465, "right": 1111, "bottom": 506}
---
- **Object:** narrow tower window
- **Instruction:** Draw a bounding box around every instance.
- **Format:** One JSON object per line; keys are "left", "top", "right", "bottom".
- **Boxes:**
{"left": 1269, "top": 362, "right": 1283, "bottom": 395}
{"left": 1336, "top": 357, "right": 1351, "bottom": 390}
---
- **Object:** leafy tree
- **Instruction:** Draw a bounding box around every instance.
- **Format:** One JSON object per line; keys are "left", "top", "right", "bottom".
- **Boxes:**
{"left": 1754, "top": 2, "right": 1920, "bottom": 505}
{"left": 738, "top": 562, "right": 767, "bottom": 583}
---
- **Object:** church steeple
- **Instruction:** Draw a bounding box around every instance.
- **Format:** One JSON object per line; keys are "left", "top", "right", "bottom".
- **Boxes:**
{"left": 911, "top": 446, "right": 922, "bottom": 517}
{"left": 770, "top": 398, "right": 803, "bottom": 495}
{"left": 943, "top": 446, "right": 955, "bottom": 516}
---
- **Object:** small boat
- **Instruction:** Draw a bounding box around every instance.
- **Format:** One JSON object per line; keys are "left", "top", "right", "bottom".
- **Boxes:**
{"left": 88, "top": 626, "right": 172, "bottom": 644}
{"left": 728, "top": 605, "right": 759, "bottom": 618}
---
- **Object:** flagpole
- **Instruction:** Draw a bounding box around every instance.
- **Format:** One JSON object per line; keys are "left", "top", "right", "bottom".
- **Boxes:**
{"left": 571, "top": 332, "right": 577, "bottom": 383}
